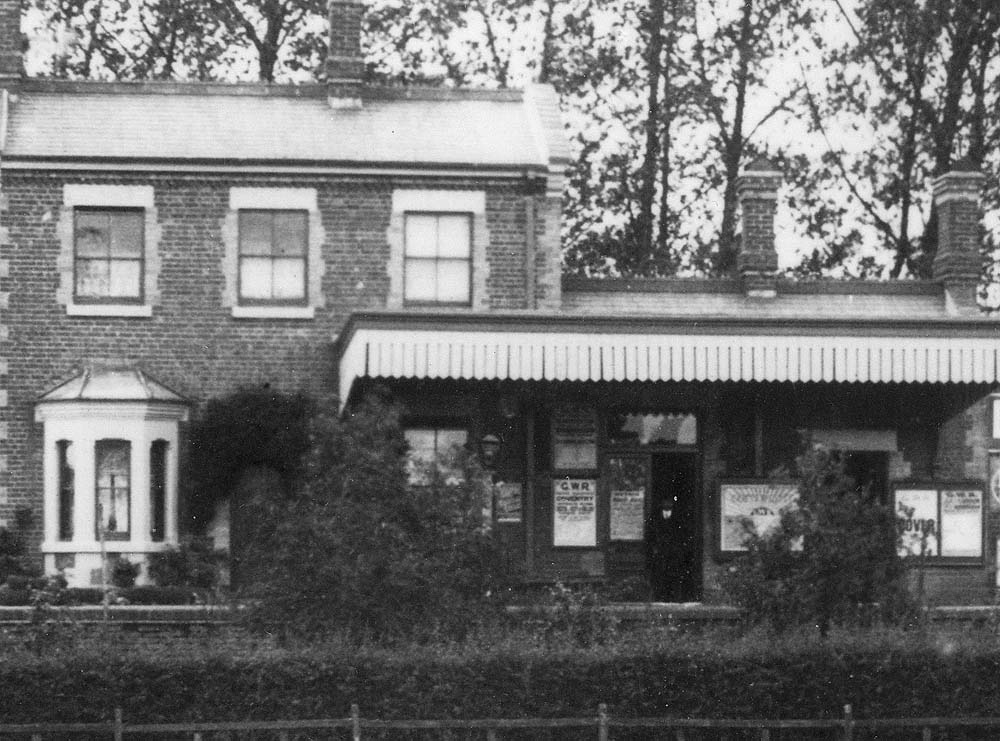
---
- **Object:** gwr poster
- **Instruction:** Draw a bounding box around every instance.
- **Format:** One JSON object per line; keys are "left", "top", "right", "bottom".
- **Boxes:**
{"left": 940, "top": 489, "right": 982, "bottom": 558}
{"left": 610, "top": 490, "right": 645, "bottom": 541}
{"left": 553, "top": 478, "right": 597, "bottom": 546}
{"left": 719, "top": 482, "right": 798, "bottom": 553}
{"left": 896, "top": 488, "right": 940, "bottom": 557}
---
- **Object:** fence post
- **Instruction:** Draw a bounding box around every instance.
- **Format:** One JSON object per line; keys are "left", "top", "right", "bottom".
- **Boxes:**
{"left": 842, "top": 704, "right": 853, "bottom": 741}
{"left": 597, "top": 703, "right": 608, "bottom": 741}
{"left": 114, "top": 707, "right": 123, "bottom": 741}
{"left": 351, "top": 703, "right": 361, "bottom": 741}
{"left": 922, "top": 728, "right": 932, "bottom": 741}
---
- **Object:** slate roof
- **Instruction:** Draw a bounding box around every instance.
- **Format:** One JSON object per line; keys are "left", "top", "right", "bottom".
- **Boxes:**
{"left": 560, "top": 279, "right": 953, "bottom": 322}
{"left": 2, "top": 81, "right": 570, "bottom": 170}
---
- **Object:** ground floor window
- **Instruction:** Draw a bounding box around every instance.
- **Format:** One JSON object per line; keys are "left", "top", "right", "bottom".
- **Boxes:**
{"left": 35, "top": 368, "right": 188, "bottom": 587}
{"left": 95, "top": 439, "right": 131, "bottom": 540}
{"left": 403, "top": 426, "right": 468, "bottom": 485}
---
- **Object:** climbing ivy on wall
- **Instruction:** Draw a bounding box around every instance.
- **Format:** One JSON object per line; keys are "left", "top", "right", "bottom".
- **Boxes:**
{"left": 186, "top": 387, "right": 315, "bottom": 529}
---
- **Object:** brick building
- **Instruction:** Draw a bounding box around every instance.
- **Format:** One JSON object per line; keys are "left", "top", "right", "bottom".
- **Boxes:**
{"left": 2, "top": 1, "right": 1000, "bottom": 602}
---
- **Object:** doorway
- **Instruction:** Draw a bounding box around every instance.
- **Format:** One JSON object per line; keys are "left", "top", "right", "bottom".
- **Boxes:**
{"left": 646, "top": 452, "right": 700, "bottom": 601}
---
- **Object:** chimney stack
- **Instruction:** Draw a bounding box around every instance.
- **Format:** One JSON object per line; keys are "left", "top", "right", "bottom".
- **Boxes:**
{"left": 326, "top": 0, "right": 364, "bottom": 108}
{"left": 0, "top": 0, "right": 22, "bottom": 87}
{"left": 932, "top": 159, "right": 985, "bottom": 314}
{"left": 736, "top": 158, "right": 782, "bottom": 298}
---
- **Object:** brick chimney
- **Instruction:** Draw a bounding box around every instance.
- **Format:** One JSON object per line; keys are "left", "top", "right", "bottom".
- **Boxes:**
{"left": 0, "top": 0, "right": 22, "bottom": 87}
{"left": 932, "top": 159, "right": 985, "bottom": 315}
{"left": 736, "top": 157, "right": 782, "bottom": 298}
{"left": 326, "top": 0, "right": 364, "bottom": 109}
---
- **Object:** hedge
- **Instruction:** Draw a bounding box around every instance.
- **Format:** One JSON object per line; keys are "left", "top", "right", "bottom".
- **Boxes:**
{"left": 3, "top": 628, "right": 1000, "bottom": 723}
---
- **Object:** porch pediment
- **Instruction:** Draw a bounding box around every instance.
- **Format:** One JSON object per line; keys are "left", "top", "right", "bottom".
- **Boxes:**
{"left": 337, "top": 313, "right": 1000, "bottom": 406}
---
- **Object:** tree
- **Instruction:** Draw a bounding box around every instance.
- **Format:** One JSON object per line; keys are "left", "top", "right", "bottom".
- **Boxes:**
{"left": 724, "top": 446, "right": 912, "bottom": 635}
{"left": 794, "top": 0, "right": 1000, "bottom": 280}
{"left": 238, "top": 395, "right": 502, "bottom": 640}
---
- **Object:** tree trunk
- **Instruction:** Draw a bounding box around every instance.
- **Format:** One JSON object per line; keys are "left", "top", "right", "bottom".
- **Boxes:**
{"left": 637, "top": 0, "right": 666, "bottom": 269}
{"left": 716, "top": 0, "right": 754, "bottom": 275}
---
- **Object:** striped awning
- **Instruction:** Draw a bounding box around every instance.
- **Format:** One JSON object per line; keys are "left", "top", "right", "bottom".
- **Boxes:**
{"left": 338, "top": 328, "right": 1000, "bottom": 404}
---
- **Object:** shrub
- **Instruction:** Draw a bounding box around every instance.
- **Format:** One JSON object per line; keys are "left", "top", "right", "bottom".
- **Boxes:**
{"left": 723, "top": 446, "right": 913, "bottom": 634}
{"left": 238, "top": 393, "right": 504, "bottom": 640}
{"left": 187, "top": 388, "right": 314, "bottom": 528}
{"left": 148, "top": 537, "right": 225, "bottom": 588}
{"left": 111, "top": 559, "right": 141, "bottom": 589}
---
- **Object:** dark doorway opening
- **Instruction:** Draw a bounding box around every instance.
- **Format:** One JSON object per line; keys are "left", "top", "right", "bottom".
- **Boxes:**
{"left": 645, "top": 452, "right": 700, "bottom": 601}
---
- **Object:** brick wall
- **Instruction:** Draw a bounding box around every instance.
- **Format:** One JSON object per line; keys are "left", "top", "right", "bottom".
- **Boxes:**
{"left": 1, "top": 169, "right": 553, "bottom": 544}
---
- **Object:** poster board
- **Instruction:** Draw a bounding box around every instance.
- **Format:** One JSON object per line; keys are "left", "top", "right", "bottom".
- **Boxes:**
{"left": 719, "top": 481, "right": 798, "bottom": 554}
{"left": 495, "top": 482, "right": 523, "bottom": 524}
{"left": 895, "top": 488, "right": 939, "bottom": 557}
{"left": 552, "top": 405, "right": 598, "bottom": 471}
{"left": 893, "top": 482, "right": 984, "bottom": 562}
{"left": 553, "top": 478, "right": 597, "bottom": 546}
{"left": 610, "top": 490, "right": 645, "bottom": 541}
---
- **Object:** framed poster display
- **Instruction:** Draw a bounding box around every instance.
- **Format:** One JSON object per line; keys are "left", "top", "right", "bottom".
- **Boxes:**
{"left": 553, "top": 478, "right": 597, "bottom": 547}
{"left": 495, "top": 482, "right": 523, "bottom": 524}
{"left": 718, "top": 480, "right": 799, "bottom": 555}
{"left": 610, "top": 490, "right": 645, "bottom": 541}
{"left": 552, "top": 405, "right": 597, "bottom": 471}
{"left": 893, "top": 482, "right": 984, "bottom": 563}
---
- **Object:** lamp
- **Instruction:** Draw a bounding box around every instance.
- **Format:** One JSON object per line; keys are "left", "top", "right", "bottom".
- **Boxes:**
{"left": 479, "top": 433, "right": 502, "bottom": 467}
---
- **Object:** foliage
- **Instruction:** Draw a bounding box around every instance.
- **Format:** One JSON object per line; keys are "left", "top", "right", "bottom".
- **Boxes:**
{"left": 537, "top": 581, "right": 621, "bottom": 647}
{"left": 111, "top": 559, "right": 141, "bottom": 589}
{"left": 723, "top": 445, "right": 913, "bottom": 634}
{"left": 238, "top": 393, "right": 504, "bottom": 640}
{"left": 187, "top": 386, "right": 314, "bottom": 530}
{"left": 148, "top": 537, "right": 226, "bottom": 589}
{"left": 23, "top": 1, "right": 1000, "bottom": 284}
{"left": 6, "top": 625, "right": 1000, "bottom": 721}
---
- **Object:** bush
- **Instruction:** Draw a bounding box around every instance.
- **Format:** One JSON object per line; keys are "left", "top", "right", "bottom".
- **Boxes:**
{"left": 187, "top": 388, "right": 314, "bottom": 528}
{"left": 723, "top": 446, "right": 913, "bottom": 634}
{"left": 238, "top": 393, "right": 504, "bottom": 640}
{"left": 148, "top": 538, "right": 225, "bottom": 588}
{"left": 111, "top": 559, "right": 140, "bottom": 589}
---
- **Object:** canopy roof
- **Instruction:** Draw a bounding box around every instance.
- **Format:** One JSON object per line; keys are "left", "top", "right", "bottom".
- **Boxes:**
{"left": 337, "top": 306, "right": 1000, "bottom": 406}
{"left": 38, "top": 367, "right": 187, "bottom": 404}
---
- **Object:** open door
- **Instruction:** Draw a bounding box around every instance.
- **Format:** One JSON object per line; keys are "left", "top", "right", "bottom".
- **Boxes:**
{"left": 646, "top": 452, "right": 700, "bottom": 601}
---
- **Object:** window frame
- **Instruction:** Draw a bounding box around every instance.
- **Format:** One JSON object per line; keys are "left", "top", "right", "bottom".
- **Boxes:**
{"left": 236, "top": 208, "right": 310, "bottom": 307}
{"left": 402, "top": 211, "right": 473, "bottom": 307}
{"left": 72, "top": 206, "right": 146, "bottom": 305}
{"left": 403, "top": 423, "right": 469, "bottom": 486}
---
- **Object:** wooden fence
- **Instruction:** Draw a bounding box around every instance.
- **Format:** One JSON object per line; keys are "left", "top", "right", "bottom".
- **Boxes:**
{"left": 5, "top": 705, "right": 1000, "bottom": 740}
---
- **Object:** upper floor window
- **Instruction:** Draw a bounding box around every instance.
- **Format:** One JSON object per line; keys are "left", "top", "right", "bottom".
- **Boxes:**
{"left": 404, "top": 213, "right": 472, "bottom": 305}
{"left": 74, "top": 208, "right": 144, "bottom": 303}
{"left": 238, "top": 210, "right": 308, "bottom": 304}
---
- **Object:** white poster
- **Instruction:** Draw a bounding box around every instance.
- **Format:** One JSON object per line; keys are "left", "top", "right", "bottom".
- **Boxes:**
{"left": 495, "top": 482, "right": 523, "bottom": 524}
{"left": 553, "top": 478, "right": 597, "bottom": 546}
{"left": 719, "top": 482, "right": 798, "bottom": 552}
{"left": 940, "top": 489, "right": 982, "bottom": 558}
{"left": 610, "top": 490, "right": 645, "bottom": 541}
{"left": 896, "top": 489, "right": 939, "bottom": 557}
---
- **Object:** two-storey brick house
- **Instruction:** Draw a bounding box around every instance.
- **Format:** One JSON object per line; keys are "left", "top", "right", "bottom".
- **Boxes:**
{"left": 3, "top": 0, "right": 1000, "bottom": 603}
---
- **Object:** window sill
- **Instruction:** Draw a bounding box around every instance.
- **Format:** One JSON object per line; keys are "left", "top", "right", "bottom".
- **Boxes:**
{"left": 42, "top": 540, "right": 177, "bottom": 553}
{"left": 67, "top": 303, "right": 153, "bottom": 318}
{"left": 231, "top": 305, "right": 315, "bottom": 320}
